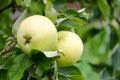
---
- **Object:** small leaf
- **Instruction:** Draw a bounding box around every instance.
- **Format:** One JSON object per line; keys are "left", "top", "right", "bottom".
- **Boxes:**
{"left": 28, "top": 0, "right": 45, "bottom": 15}
{"left": 112, "top": 46, "right": 120, "bottom": 70}
{"left": 58, "top": 66, "right": 85, "bottom": 80}
{"left": 45, "top": 0, "right": 57, "bottom": 24}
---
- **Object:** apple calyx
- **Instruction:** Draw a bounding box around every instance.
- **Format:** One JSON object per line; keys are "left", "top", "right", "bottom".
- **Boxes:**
{"left": 23, "top": 36, "right": 32, "bottom": 45}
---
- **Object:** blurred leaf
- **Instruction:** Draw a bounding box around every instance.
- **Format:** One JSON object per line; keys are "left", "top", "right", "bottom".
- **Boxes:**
{"left": 112, "top": 46, "right": 120, "bottom": 70}
{"left": 75, "top": 62, "right": 100, "bottom": 80}
{"left": 28, "top": 0, "right": 45, "bottom": 15}
{"left": 97, "top": 0, "right": 111, "bottom": 20}
{"left": 0, "top": 8, "right": 13, "bottom": 35}
{"left": 0, "top": 38, "right": 5, "bottom": 51}
{"left": 100, "top": 67, "right": 114, "bottom": 80}
{"left": 0, "top": 69, "right": 9, "bottom": 80}
{"left": 12, "top": 9, "right": 30, "bottom": 36}
{"left": 58, "top": 66, "right": 85, "bottom": 80}
{"left": 110, "top": 25, "right": 119, "bottom": 49}
{"left": 64, "top": 9, "right": 88, "bottom": 22}
{"left": 53, "top": 0, "right": 67, "bottom": 10}
{"left": 0, "top": 0, "right": 12, "bottom": 10}
{"left": 16, "top": 0, "right": 31, "bottom": 7}
{"left": 45, "top": 0, "right": 57, "bottom": 24}
{"left": 3, "top": 48, "right": 32, "bottom": 80}
{"left": 81, "top": 27, "right": 111, "bottom": 64}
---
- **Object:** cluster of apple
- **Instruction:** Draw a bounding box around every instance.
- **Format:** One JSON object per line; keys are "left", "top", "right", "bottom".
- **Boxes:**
{"left": 16, "top": 15, "right": 83, "bottom": 67}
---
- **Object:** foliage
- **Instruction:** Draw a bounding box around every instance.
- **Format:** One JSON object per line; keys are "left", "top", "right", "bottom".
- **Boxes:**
{"left": 0, "top": 0, "right": 120, "bottom": 80}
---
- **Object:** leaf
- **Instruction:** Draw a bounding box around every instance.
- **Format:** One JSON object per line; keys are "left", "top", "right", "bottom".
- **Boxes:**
{"left": 53, "top": 0, "right": 67, "bottom": 10}
{"left": 112, "top": 46, "right": 120, "bottom": 70}
{"left": 45, "top": 0, "right": 57, "bottom": 24}
{"left": 29, "top": 49, "right": 56, "bottom": 71}
{"left": 0, "top": 0, "right": 12, "bottom": 10}
{"left": 16, "top": 0, "right": 31, "bottom": 7}
{"left": 75, "top": 62, "right": 100, "bottom": 80}
{"left": 28, "top": 0, "right": 45, "bottom": 15}
{"left": 64, "top": 9, "right": 89, "bottom": 22}
{"left": 12, "top": 9, "right": 30, "bottom": 36}
{"left": 97, "top": 0, "right": 111, "bottom": 20}
{"left": 100, "top": 67, "right": 114, "bottom": 80}
{"left": 64, "top": 9, "right": 79, "bottom": 17}
{"left": 43, "top": 50, "right": 59, "bottom": 58}
{"left": 0, "top": 69, "right": 9, "bottom": 80}
{"left": 81, "top": 27, "right": 111, "bottom": 64}
{"left": 57, "top": 19, "right": 84, "bottom": 31}
{"left": 3, "top": 48, "right": 32, "bottom": 80}
{"left": 58, "top": 66, "right": 85, "bottom": 80}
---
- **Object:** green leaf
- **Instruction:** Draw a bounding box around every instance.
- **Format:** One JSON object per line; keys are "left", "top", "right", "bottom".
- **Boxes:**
{"left": 16, "top": 0, "right": 31, "bottom": 7}
{"left": 3, "top": 48, "right": 32, "bottom": 80}
{"left": 57, "top": 19, "right": 84, "bottom": 31}
{"left": 100, "top": 67, "right": 114, "bottom": 80}
{"left": 53, "top": 0, "right": 67, "bottom": 10}
{"left": 0, "top": 8, "right": 13, "bottom": 35}
{"left": 29, "top": 49, "right": 56, "bottom": 71}
{"left": 81, "top": 27, "right": 111, "bottom": 64}
{"left": 112, "top": 46, "right": 120, "bottom": 70}
{"left": 28, "top": 0, "right": 45, "bottom": 15}
{"left": 45, "top": 0, "right": 57, "bottom": 24}
{"left": 75, "top": 62, "right": 100, "bottom": 80}
{"left": 64, "top": 9, "right": 79, "bottom": 17}
{"left": 64, "top": 9, "right": 88, "bottom": 22}
{"left": 0, "top": 0, "right": 12, "bottom": 10}
{"left": 0, "top": 69, "right": 9, "bottom": 80}
{"left": 58, "top": 66, "right": 85, "bottom": 80}
{"left": 97, "top": 0, "right": 111, "bottom": 20}
{"left": 12, "top": 9, "right": 30, "bottom": 36}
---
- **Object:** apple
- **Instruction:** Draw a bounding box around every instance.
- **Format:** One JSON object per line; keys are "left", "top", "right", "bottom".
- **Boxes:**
{"left": 17, "top": 15, "right": 58, "bottom": 53}
{"left": 55, "top": 31, "right": 83, "bottom": 67}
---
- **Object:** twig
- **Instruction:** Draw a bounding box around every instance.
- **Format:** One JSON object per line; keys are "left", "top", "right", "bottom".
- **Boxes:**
{"left": 0, "top": 38, "right": 16, "bottom": 56}
{"left": 27, "top": 64, "right": 36, "bottom": 80}
{"left": 49, "top": 61, "right": 58, "bottom": 80}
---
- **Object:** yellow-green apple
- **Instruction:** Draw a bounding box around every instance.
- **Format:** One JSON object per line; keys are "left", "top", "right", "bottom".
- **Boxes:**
{"left": 55, "top": 31, "right": 83, "bottom": 67}
{"left": 17, "top": 15, "right": 58, "bottom": 53}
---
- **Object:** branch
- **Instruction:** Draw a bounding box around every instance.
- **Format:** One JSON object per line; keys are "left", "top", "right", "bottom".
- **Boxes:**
{"left": 0, "top": 38, "right": 16, "bottom": 56}
{"left": 27, "top": 64, "right": 36, "bottom": 80}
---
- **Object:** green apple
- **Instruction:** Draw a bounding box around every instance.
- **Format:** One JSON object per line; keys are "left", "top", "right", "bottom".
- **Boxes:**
{"left": 55, "top": 31, "right": 83, "bottom": 67}
{"left": 17, "top": 15, "right": 58, "bottom": 53}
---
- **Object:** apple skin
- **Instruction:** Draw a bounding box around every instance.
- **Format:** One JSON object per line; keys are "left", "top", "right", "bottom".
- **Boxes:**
{"left": 55, "top": 31, "right": 83, "bottom": 67}
{"left": 17, "top": 15, "right": 58, "bottom": 53}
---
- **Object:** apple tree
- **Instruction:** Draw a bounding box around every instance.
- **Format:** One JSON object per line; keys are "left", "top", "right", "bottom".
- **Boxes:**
{"left": 0, "top": 0, "right": 120, "bottom": 80}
